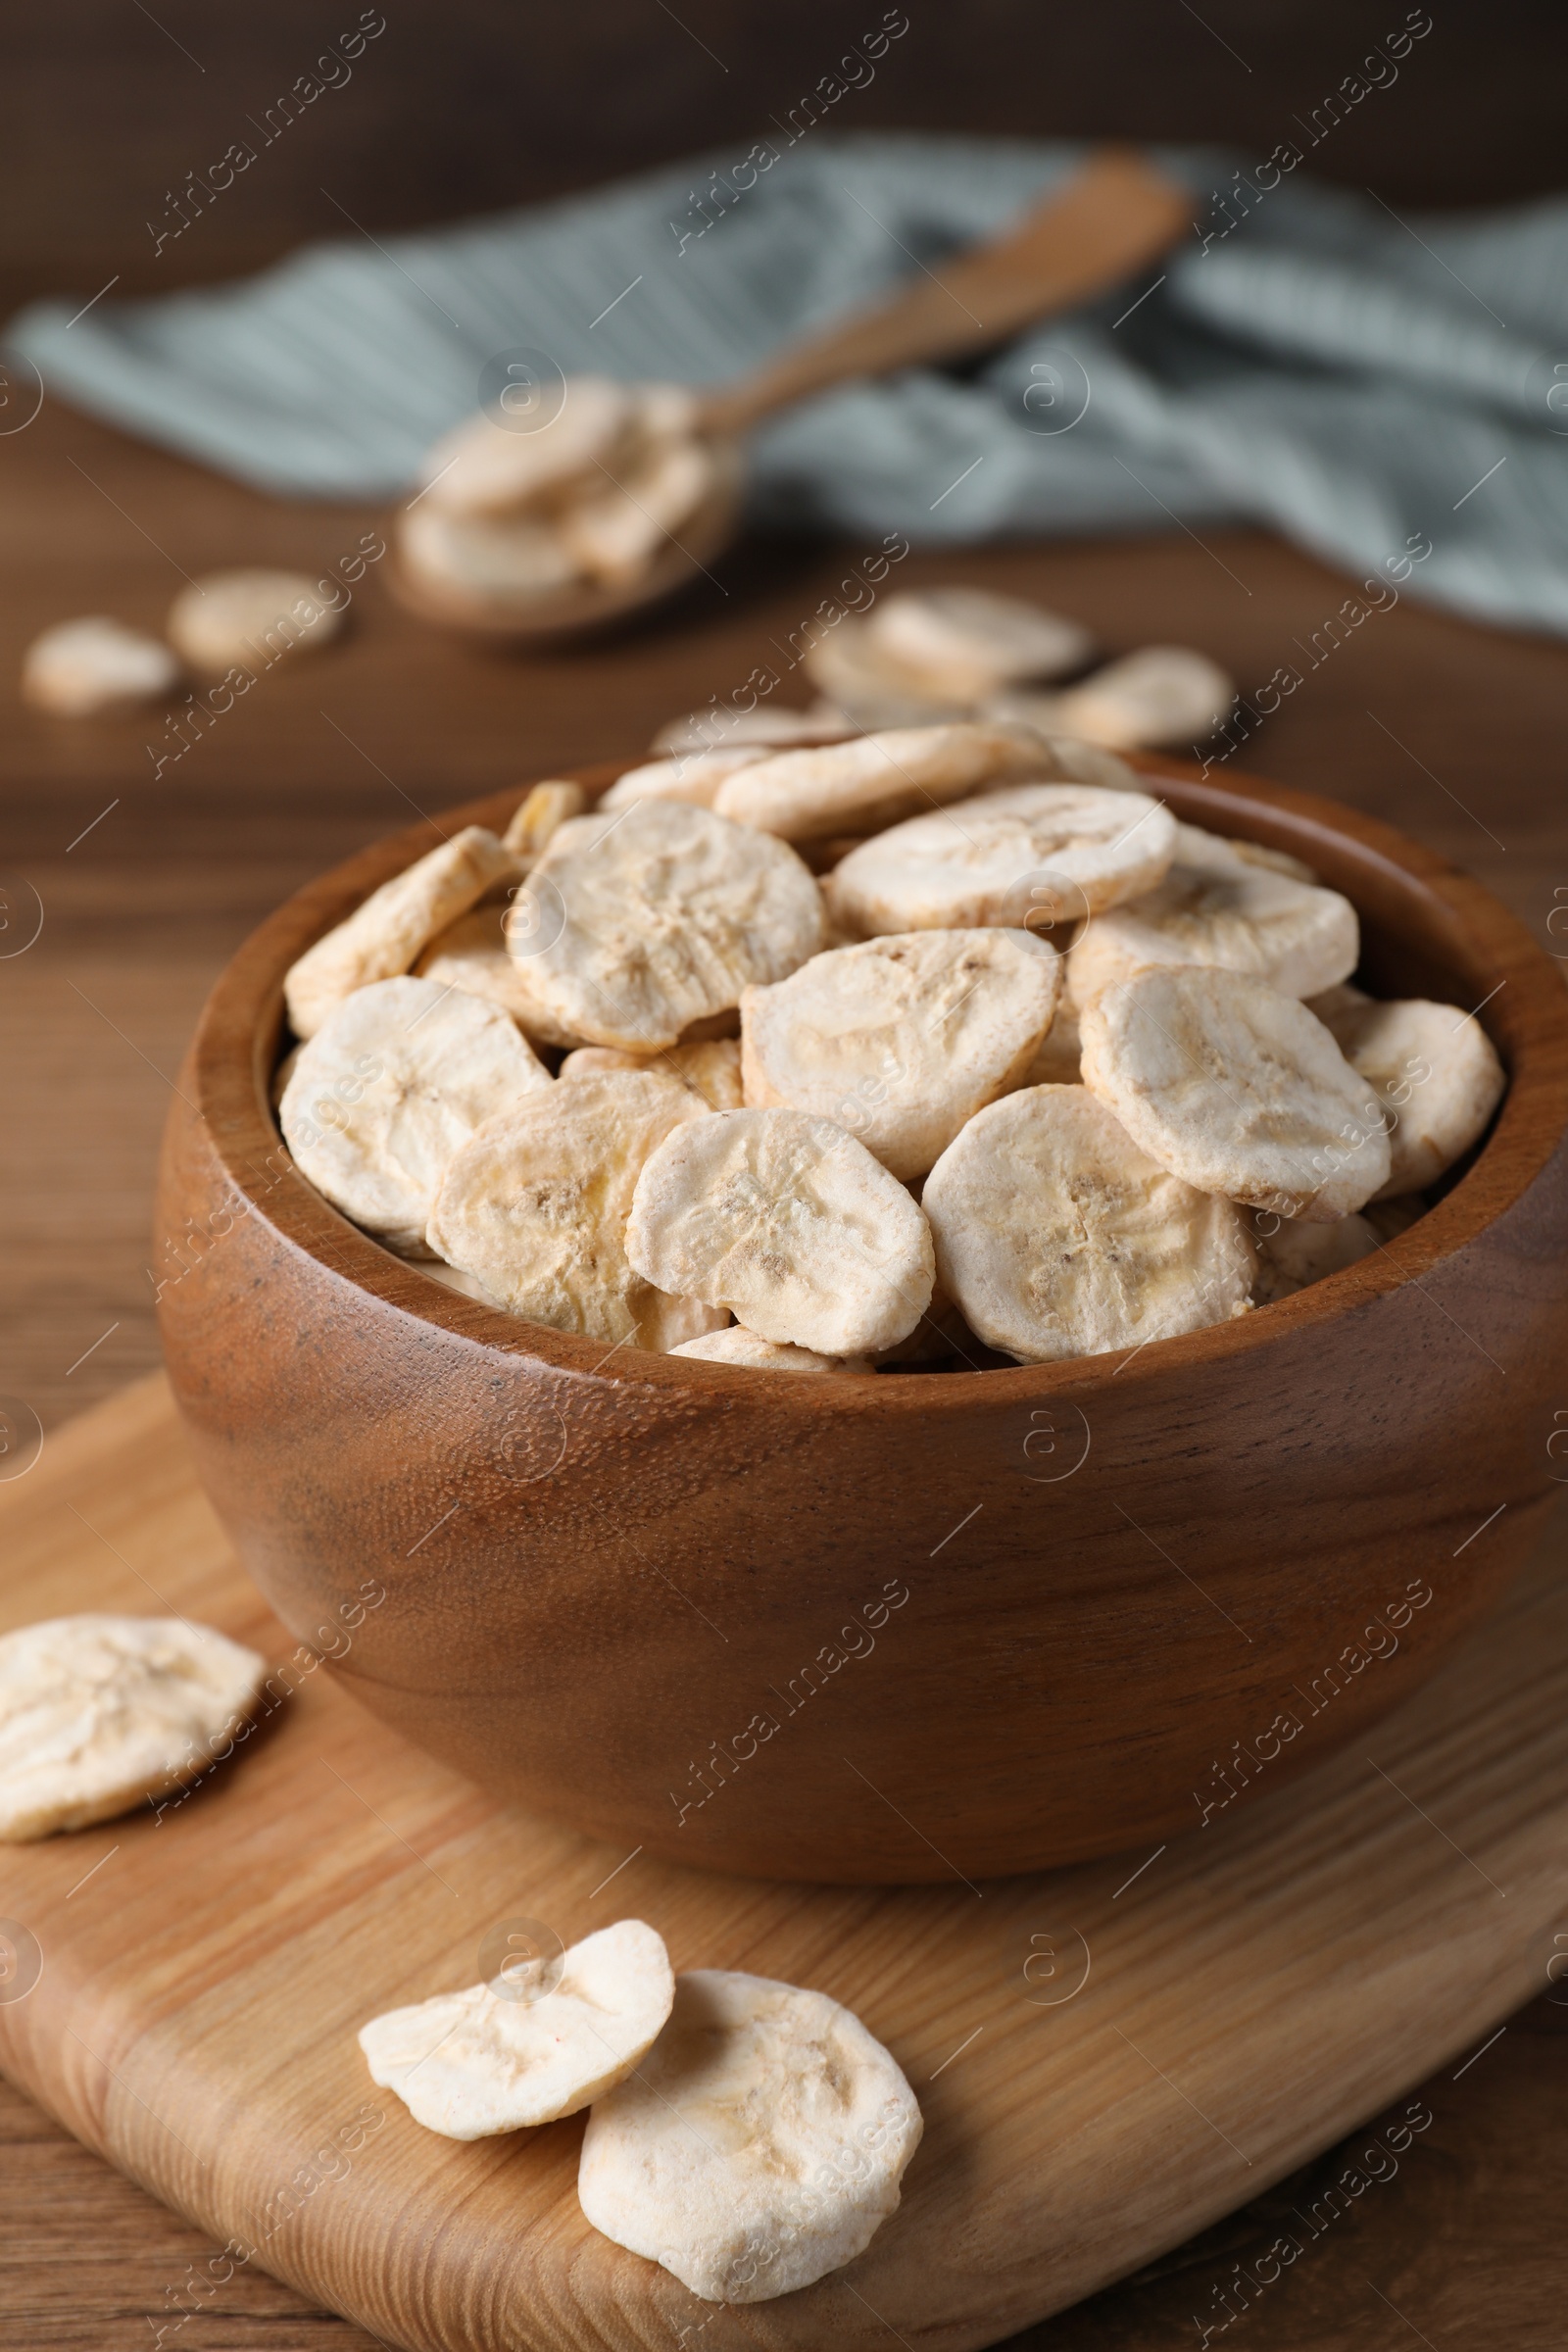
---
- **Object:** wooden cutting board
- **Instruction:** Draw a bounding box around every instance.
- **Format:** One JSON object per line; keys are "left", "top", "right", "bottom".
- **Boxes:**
{"left": 2, "top": 1376, "right": 1566, "bottom": 2352}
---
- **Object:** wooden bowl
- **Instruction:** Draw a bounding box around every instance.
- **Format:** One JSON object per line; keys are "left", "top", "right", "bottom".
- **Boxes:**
{"left": 156, "top": 758, "right": 1568, "bottom": 1884}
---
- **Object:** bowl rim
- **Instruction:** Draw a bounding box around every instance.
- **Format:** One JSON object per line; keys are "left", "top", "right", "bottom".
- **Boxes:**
{"left": 182, "top": 752, "right": 1568, "bottom": 1411}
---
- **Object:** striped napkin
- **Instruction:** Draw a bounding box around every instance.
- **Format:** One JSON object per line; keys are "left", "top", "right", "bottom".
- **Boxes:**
{"left": 9, "top": 131, "right": 1568, "bottom": 634}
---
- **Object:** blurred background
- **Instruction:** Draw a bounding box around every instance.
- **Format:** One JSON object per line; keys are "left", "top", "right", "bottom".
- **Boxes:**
{"left": 4, "top": 0, "right": 1566, "bottom": 308}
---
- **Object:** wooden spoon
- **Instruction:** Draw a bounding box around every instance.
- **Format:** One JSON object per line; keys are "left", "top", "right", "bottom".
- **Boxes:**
{"left": 391, "top": 149, "right": 1192, "bottom": 643}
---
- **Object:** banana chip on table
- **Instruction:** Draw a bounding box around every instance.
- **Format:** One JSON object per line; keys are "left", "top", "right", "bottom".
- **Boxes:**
{"left": 1066, "top": 822, "right": 1357, "bottom": 1007}
{"left": 827, "top": 777, "right": 1176, "bottom": 937}
{"left": 626, "top": 1106, "right": 935, "bottom": 1356}
{"left": 713, "top": 720, "right": 1054, "bottom": 843}
{"left": 281, "top": 976, "right": 552, "bottom": 1255}
{"left": 923, "top": 1084, "right": 1256, "bottom": 1363}
{"left": 0, "top": 1615, "right": 265, "bottom": 1841}
{"left": 865, "top": 585, "right": 1095, "bottom": 699}
{"left": 23, "top": 616, "right": 180, "bottom": 715}
{"left": 426, "top": 1069, "right": 724, "bottom": 1349}
{"left": 1080, "top": 965, "right": 1392, "bottom": 1220}
{"left": 360, "top": 1919, "right": 673, "bottom": 2139}
{"left": 1308, "top": 994, "right": 1506, "bottom": 1200}
{"left": 168, "top": 568, "right": 345, "bottom": 669}
{"left": 506, "top": 798, "right": 823, "bottom": 1052}
{"left": 800, "top": 616, "right": 973, "bottom": 729}
{"left": 577, "top": 1969, "right": 922, "bottom": 2304}
{"left": 993, "top": 645, "right": 1235, "bottom": 750}
{"left": 284, "top": 824, "right": 517, "bottom": 1040}
{"left": 741, "top": 929, "right": 1061, "bottom": 1180}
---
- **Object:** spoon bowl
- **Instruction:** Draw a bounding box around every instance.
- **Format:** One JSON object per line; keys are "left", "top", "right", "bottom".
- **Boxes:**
{"left": 389, "top": 434, "right": 746, "bottom": 642}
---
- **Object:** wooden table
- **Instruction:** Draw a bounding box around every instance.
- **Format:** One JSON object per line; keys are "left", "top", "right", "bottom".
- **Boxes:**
{"left": 3, "top": 389, "right": 1566, "bottom": 2347}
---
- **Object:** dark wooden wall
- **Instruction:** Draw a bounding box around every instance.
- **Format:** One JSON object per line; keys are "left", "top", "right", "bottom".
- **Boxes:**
{"left": 1, "top": 1, "right": 1563, "bottom": 306}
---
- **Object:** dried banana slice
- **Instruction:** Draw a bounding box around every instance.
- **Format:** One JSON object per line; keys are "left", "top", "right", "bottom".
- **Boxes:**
{"left": 509, "top": 799, "right": 823, "bottom": 1052}
{"left": 741, "top": 929, "right": 1060, "bottom": 1180}
{"left": 1304, "top": 979, "right": 1371, "bottom": 1024}
{"left": 713, "top": 721, "right": 1050, "bottom": 842}
{"left": 801, "top": 615, "right": 972, "bottom": 729}
{"left": 647, "top": 1294, "right": 734, "bottom": 1351}
{"left": 1019, "top": 989, "right": 1082, "bottom": 1085}
{"left": 561, "top": 1037, "right": 745, "bottom": 1111}
{"left": 577, "top": 1968, "right": 922, "bottom": 2304}
{"left": 168, "top": 569, "right": 345, "bottom": 669}
{"left": 560, "top": 437, "right": 713, "bottom": 585}
{"left": 23, "top": 616, "right": 180, "bottom": 715}
{"left": 284, "top": 825, "right": 517, "bottom": 1039}
{"left": 0, "top": 1615, "right": 265, "bottom": 1841}
{"left": 1080, "top": 966, "right": 1392, "bottom": 1219}
{"left": 1310, "top": 996, "right": 1506, "bottom": 1199}
{"left": 411, "top": 904, "right": 575, "bottom": 1045}
{"left": 503, "top": 780, "right": 586, "bottom": 858}
{"left": 426, "top": 1069, "right": 721, "bottom": 1348}
{"left": 418, "top": 1257, "right": 510, "bottom": 1309}
{"left": 827, "top": 776, "right": 1176, "bottom": 938}
{"left": 651, "top": 707, "right": 858, "bottom": 754}
{"left": 359, "top": 1919, "right": 674, "bottom": 2139}
{"left": 668, "top": 1328, "right": 871, "bottom": 1375}
{"left": 1172, "top": 822, "right": 1316, "bottom": 884}
{"left": 1067, "top": 828, "right": 1358, "bottom": 1008}
{"left": 400, "top": 507, "right": 579, "bottom": 605}
{"left": 416, "top": 377, "right": 635, "bottom": 517}
{"left": 1027, "top": 646, "right": 1235, "bottom": 749}
{"left": 654, "top": 1037, "right": 747, "bottom": 1109}
{"left": 559, "top": 1046, "right": 666, "bottom": 1082}
{"left": 923, "top": 1085, "right": 1254, "bottom": 1362}
{"left": 281, "top": 978, "right": 551, "bottom": 1253}
{"left": 625, "top": 1107, "right": 935, "bottom": 1355}
{"left": 866, "top": 586, "right": 1095, "bottom": 698}
{"left": 601, "top": 746, "right": 770, "bottom": 811}
{"left": 1249, "top": 1208, "right": 1379, "bottom": 1303}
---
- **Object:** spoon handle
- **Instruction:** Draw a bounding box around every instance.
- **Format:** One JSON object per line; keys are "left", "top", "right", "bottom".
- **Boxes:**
{"left": 693, "top": 148, "right": 1192, "bottom": 441}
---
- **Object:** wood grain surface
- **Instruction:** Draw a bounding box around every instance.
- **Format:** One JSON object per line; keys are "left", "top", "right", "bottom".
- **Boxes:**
{"left": 3, "top": 379, "right": 1568, "bottom": 2342}
{"left": 1, "top": 1373, "right": 1567, "bottom": 2352}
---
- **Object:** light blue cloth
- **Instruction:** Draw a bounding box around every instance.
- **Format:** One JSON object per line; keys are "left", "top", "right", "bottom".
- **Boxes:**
{"left": 11, "top": 134, "right": 1568, "bottom": 633}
